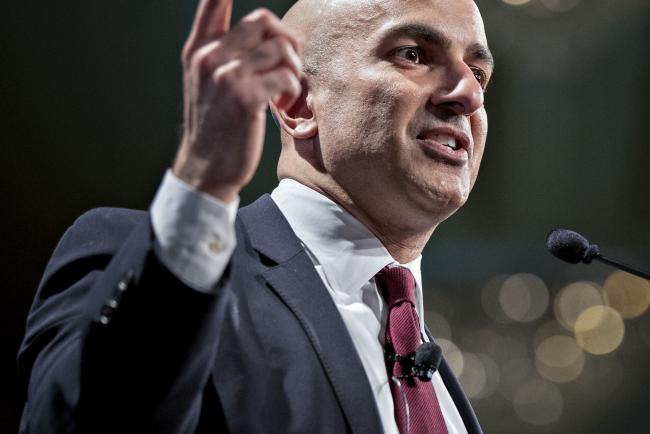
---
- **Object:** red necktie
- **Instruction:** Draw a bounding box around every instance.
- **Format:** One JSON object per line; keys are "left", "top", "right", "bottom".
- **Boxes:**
{"left": 376, "top": 266, "right": 449, "bottom": 434}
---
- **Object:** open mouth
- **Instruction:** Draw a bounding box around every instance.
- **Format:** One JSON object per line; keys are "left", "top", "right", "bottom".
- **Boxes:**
{"left": 416, "top": 128, "right": 470, "bottom": 165}
{"left": 418, "top": 133, "right": 459, "bottom": 151}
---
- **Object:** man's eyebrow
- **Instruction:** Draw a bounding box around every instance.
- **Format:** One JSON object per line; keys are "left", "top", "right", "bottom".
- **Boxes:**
{"left": 468, "top": 42, "right": 495, "bottom": 73}
{"left": 381, "top": 23, "right": 452, "bottom": 48}
{"left": 380, "top": 23, "right": 495, "bottom": 72}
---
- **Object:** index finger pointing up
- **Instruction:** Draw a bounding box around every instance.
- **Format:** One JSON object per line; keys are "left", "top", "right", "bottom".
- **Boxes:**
{"left": 187, "top": 0, "right": 233, "bottom": 48}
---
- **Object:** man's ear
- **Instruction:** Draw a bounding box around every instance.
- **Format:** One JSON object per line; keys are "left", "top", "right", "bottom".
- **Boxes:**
{"left": 269, "top": 84, "right": 318, "bottom": 139}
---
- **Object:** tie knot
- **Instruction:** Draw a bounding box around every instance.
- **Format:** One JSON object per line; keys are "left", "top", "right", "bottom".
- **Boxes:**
{"left": 376, "top": 266, "right": 417, "bottom": 307}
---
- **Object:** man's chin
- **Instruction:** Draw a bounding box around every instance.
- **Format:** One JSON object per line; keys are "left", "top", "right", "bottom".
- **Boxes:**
{"left": 417, "top": 182, "right": 470, "bottom": 219}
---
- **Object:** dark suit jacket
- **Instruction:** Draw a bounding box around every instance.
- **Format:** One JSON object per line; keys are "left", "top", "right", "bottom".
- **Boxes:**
{"left": 18, "top": 194, "right": 482, "bottom": 433}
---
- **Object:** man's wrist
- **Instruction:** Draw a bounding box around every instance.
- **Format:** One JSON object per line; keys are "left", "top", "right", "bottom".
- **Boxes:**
{"left": 150, "top": 169, "right": 239, "bottom": 293}
{"left": 171, "top": 152, "right": 242, "bottom": 204}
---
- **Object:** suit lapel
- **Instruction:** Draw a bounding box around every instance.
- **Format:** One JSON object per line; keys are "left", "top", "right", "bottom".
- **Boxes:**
{"left": 238, "top": 195, "right": 384, "bottom": 434}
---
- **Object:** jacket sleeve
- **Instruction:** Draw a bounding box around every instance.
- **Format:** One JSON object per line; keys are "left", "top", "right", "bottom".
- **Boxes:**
{"left": 18, "top": 207, "right": 231, "bottom": 434}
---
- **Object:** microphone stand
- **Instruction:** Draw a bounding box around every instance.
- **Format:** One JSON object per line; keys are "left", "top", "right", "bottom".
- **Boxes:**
{"left": 594, "top": 254, "right": 650, "bottom": 281}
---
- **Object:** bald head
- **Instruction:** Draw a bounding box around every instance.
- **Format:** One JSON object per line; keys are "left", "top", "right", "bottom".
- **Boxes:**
{"left": 274, "top": 0, "right": 491, "bottom": 253}
{"left": 282, "top": 0, "right": 483, "bottom": 78}
{"left": 281, "top": 0, "right": 335, "bottom": 77}
{"left": 282, "top": 0, "right": 391, "bottom": 77}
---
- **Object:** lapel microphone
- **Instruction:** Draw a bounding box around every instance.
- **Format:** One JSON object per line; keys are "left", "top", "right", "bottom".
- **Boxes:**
{"left": 546, "top": 229, "right": 650, "bottom": 281}
{"left": 388, "top": 341, "right": 443, "bottom": 382}
{"left": 412, "top": 341, "right": 443, "bottom": 381}
{"left": 389, "top": 342, "right": 443, "bottom": 434}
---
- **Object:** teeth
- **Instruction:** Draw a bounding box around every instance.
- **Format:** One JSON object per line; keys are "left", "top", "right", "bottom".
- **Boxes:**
{"left": 434, "top": 134, "right": 458, "bottom": 150}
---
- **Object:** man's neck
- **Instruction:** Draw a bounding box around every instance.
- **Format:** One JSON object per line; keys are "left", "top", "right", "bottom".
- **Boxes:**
{"left": 286, "top": 177, "right": 436, "bottom": 263}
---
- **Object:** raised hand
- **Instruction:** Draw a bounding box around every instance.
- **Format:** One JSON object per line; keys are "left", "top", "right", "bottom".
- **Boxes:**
{"left": 172, "top": 0, "right": 303, "bottom": 202}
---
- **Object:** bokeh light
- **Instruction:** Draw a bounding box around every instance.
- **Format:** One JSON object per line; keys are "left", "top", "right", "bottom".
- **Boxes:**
{"left": 502, "top": 0, "right": 531, "bottom": 6}
{"left": 535, "top": 335, "right": 585, "bottom": 383}
{"left": 533, "top": 321, "right": 568, "bottom": 347}
{"left": 513, "top": 379, "right": 564, "bottom": 425}
{"left": 475, "top": 353, "right": 501, "bottom": 399}
{"left": 458, "top": 353, "right": 487, "bottom": 398}
{"left": 574, "top": 305, "right": 625, "bottom": 355}
{"left": 437, "top": 338, "right": 464, "bottom": 377}
{"left": 499, "top": 273, "right": 549, "bottom": 322}
{"left": 481, "top": 275, "right": 511, "bottom": 324}
{"left": 603, "top": 271, "right": 650, "bottom": 319}
{"left": 554, "top": 281, "right": 605, "bottom": 331}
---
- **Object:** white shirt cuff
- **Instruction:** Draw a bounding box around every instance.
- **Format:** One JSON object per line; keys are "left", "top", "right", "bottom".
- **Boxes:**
{"left": 150, "top": 169, "right": 239, "bottom": 293}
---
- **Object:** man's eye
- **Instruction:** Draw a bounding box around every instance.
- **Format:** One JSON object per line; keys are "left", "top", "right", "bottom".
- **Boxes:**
{"left": 394, "top": 47, "right": 423, "bottom": 64}
{"left": 471, "top": 67, "right": 489, "bottom": 90}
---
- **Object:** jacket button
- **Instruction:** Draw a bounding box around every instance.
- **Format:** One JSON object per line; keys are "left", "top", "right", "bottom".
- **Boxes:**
{"left": 99, "top": 301, "right": 117, "bottom": 325}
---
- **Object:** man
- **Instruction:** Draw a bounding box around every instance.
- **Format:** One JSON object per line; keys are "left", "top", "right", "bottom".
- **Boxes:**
{"left": 18, "top": 0, "right": 493, "bottom": 432}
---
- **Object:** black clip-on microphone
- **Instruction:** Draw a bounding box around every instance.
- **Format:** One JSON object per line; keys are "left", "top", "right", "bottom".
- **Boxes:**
{"left": 546, "top": 229, "right": 650, "bottom": 281}
{"left": 388, "top": 342, "right": 443, "bottom": 434}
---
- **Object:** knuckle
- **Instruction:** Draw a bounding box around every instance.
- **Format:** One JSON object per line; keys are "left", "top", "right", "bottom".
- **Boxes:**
{"left": 213, "top": 61, "right": 242, "bottom": 86}
{"left": 190, "top": 43, "right": 223, "bottom": 75}
{"left": 266, "top": 37, "right": 286, "bottom": 54}
{"left": 244, "top": 8, "right": 279, "bottom": 29}
{"left": 190, "top": 52, "right": 210, "bottom": 74}
{"left": 251, "top": 8, "right": 274, "bottom": 22}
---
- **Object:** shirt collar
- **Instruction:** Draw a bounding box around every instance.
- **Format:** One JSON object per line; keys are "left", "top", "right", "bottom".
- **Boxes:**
{"left": 270, "top": 179, "right": 424, "bottom": 316}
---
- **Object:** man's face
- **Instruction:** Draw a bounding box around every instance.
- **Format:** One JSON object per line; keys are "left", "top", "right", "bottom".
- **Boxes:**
{"left": 310, "top": 0, "right": 492, "bottom": 229}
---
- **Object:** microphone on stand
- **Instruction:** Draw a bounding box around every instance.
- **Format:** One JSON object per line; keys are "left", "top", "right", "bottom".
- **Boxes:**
{"left": 546, "top": 229, "right": 650, "bottom": 281}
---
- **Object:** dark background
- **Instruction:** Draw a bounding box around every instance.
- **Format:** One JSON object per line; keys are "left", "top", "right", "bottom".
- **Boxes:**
{"left": 2, "top": 0, "right": 648, "bottom": 432}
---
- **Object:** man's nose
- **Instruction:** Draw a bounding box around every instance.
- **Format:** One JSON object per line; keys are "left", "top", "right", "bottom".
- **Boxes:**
{"left": 430, "top": 61, "right": 484, "bottom": 117}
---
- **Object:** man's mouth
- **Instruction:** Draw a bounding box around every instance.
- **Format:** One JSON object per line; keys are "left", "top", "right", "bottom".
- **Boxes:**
{"left": 416, "top": 127, "right": 471, "bottom": 165}
{"left": 428, "top": 133, "right": 458, "bottom": 151}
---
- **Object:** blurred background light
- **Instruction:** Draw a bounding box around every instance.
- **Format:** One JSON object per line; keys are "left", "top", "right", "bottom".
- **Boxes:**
{"left": 603, "top": 271, "right": 650, "bottom": 319}
{"left": 437, "top": 338, "right": 464, "bottom": 377}
{"left": 474, "top": 353, "right": 501, "bottom": 399}
{"left": 498, "top": 273, "right": 549, "bottom": 322}
{"left": 533, "top": 320, "right": 569, "bottom": 347}
{"left": 574, "top": 305, "right": 625, "bottom": 355}
{"left": 458, "top": 353, "right": 488, "bottom": 398}
{"left": 481, "top": 275, "right": 512, "bottom": 324}
{"left": 554, "top": 281, "right": 605, "bottom": 331}
{"left": 502, "top": 0, "right": 531, "bottom": 6}
{"left": 535, "top": 334, "right": 585, "bottom": 383}
{"left": 513, "top": 379, "right": 564, "bottom": 425}
{"left": 461, "top": 329, "right": 518, "bottom": 363}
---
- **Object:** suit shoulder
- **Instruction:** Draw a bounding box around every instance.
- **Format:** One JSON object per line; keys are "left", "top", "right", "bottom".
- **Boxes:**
{"left": 43, "top": 207, "right": 148, "bottom": 279}
{"left": 63, "top": 207, "right": 148, "bottom": 247}
{"left": 72, "top": 207, "right": 148, "bottom": 233}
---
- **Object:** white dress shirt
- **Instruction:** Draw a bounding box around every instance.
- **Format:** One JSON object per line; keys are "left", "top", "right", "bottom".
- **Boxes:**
{"left": 150, "top": 171, "right": 468, "bottom": 434}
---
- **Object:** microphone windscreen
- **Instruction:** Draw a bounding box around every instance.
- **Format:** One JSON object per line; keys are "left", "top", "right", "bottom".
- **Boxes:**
{"left": 415, "top": 342, "right": 443, "bottom": 371}
{"left": 546, "top": 229, "right": 590, "bottom": 264}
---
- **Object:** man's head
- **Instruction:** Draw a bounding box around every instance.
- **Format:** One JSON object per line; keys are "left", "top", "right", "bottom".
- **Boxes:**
{"left": 272, "top": 0, "right": 493, "bottom": 246}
